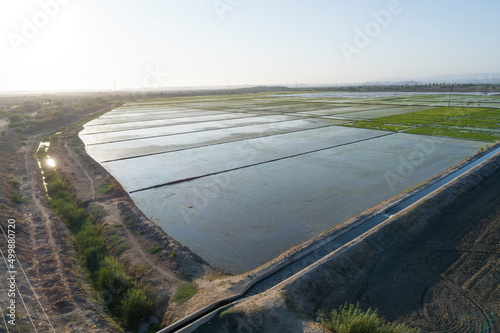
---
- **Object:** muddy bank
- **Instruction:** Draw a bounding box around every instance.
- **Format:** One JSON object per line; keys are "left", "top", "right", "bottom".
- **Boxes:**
{"left": 197, "top": 147, "right": 500, "bottom": 332}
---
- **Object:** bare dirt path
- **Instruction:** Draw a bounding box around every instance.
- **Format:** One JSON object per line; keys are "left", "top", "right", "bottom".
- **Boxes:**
{"left": 65, "top": 139, "right": 96, "bottom": 200}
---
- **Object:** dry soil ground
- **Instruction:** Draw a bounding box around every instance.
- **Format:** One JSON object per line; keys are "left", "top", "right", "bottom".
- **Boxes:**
{"left": 354, "top": 168, "right": 500, "bottom": 332}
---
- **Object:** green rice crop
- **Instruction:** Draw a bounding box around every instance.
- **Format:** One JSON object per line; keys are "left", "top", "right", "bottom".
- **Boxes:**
{"left": 344, "top": 107, "right": 499, "bottom": 141}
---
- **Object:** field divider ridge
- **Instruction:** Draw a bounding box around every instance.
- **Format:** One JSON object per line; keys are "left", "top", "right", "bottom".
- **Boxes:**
{"left": 129, "top": 132, "right": 394, "bottom": 193}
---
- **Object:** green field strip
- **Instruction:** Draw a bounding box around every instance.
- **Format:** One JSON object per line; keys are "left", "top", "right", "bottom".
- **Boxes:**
{"left": 343, "top": 107, "right": 500, "bottom": 141}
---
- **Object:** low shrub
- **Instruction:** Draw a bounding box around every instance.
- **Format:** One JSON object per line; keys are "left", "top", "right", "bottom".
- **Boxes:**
{"left": 99, "top": 182, "right": 119, "bottom": 194}
{"left": 172, "top": 283, "right": 197, "bottom": 305}
{"left": 8, "top": 175, "right": 20, "bottom": 188}
{"left": 148, "top": 246, "right": 162, "bottom": 255}
{"left": 318, "top": 303, "right": 419, "bottom": 333}
{"left": 119, "top": 287, "right": 153, "bottom": 327}
{"left": 76, "top": 222, "right": 106, "bottom": 273}
{"left": 96, "top": 256, "right": 130, "bottom": 310}
{"left": 11, "top": 194, "right": 24, "bottom": 204}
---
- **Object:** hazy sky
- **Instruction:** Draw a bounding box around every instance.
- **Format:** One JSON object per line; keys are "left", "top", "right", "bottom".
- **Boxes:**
{"left": 1, "top": 0, "right": 500, "bottom": 92}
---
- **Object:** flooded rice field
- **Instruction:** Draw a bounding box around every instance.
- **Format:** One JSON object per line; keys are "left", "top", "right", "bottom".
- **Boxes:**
{"left": 80, "top": 94, "right": 488, "bottom": 273}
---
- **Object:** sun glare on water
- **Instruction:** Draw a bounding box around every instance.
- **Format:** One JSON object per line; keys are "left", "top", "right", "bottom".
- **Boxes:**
{"left": 47, "top": 158, "right": 56, "bottom": 168}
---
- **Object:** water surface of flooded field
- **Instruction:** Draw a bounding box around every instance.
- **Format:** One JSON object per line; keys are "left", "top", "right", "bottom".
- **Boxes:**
{"left": 80, "top": 94, "right": 488, "bottom": 273}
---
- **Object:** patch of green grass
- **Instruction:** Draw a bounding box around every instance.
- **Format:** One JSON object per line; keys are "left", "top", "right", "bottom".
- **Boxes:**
{"left": 98, "top": 182, "right": 119, "bottom": 194}
{"left": 405, "top": 127, "right": 500, "bottom": 141}
{"left": 123, "top": 216, "right": 139, "bottom": 229}
{"left": 11, "top": 194, "right": 25, "bottom": 204}
{"left": 175, "top": 271, "right": 192, "bottom": 282}
{"left": 437, "top": 108, "right": 500, "bottom": 129}
{"left": 0, "top": 203, "right": 10, "bottom": 210}
{"left": 105, "top": 223, "right": 125, "bottom": 234}
{"left": 89, "top": 204, "right": 107, "bottom": 219}
{"left": 345, "top": 123, "right": 412, "bottom": 132}
{"left": 96, "top": 256, "right": 130, "bottom": 308}
{"left": 172, "top": 283, "right": 198, "bottom": 305}
{"left": 108, "top": 235, "right": 126, "bottom": 251}
{"left": 148, "top": 246, "right": 162, "bottom": 255}
{"left": 219, "top": 307, "right": 244, "bottom": 318}
{"left": 104, "top": 224, "right": 131, "bottom": 256}
{"left": 318, "top": 303, "right": 419, "bottom": 333}
{"left": 344, "top": 107, "right": 499, "bottom": 141}
{"left": 8, "top": 175, "right": 20, "bottom": 188}
{"left": 114, "top": 243, "right": 132, "bottom": 256}
{"left": 76, "top": 222, "right": 106, "bottom": 273}
{"left": 51, "top": 198, "right": 87, "bottom": 231}
{"left": 119, "top": 287, "right": 153, "bottom": 328}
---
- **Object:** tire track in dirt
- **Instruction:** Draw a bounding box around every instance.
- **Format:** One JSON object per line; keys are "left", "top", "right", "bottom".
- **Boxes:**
{"left": 423, "top": 250, "right": 496, "bottom": 332}
{"left": 421, "top": 269, "right": 492, "bottom": 332}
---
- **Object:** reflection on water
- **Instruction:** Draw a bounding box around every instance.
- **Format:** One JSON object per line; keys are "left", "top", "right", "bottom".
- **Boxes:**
{"left": 47, "top": 158, "right": 56, "bottom": 168}
{"left": 36, "top": 141, "right": 56, "bottom": 195}
{"left": 79, "top": 101, "right": 489, "bottom": 274}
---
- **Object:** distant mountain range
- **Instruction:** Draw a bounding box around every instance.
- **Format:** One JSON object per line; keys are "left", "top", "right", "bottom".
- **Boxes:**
{"left": 369, "top": 72, "right": 500, "bottom": 85}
